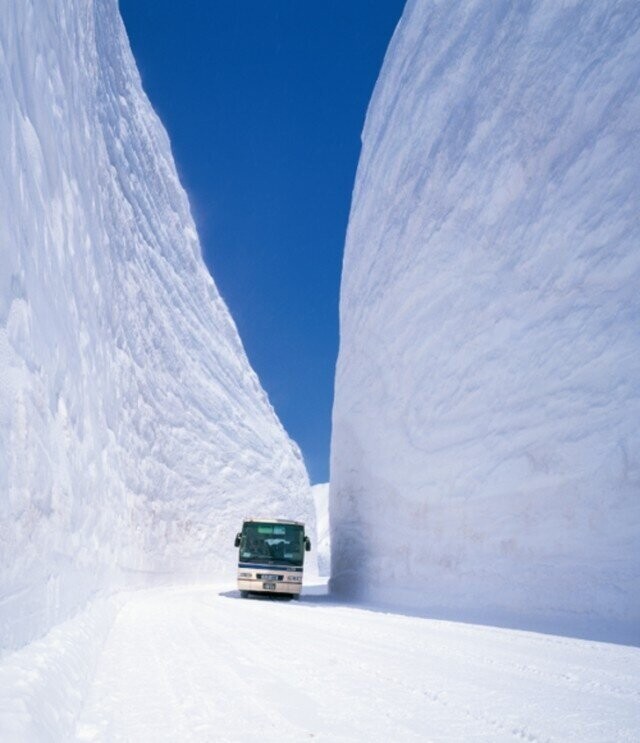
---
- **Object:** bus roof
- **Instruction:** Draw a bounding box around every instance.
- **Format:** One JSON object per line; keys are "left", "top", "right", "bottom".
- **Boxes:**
{"left": 243, "top": 518, "right": 304, "bottom": 527}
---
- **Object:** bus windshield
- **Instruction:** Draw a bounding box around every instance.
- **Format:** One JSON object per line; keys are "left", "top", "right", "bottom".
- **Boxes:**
{"left": 240, "top": 522, "right": 304, "bottom": 566}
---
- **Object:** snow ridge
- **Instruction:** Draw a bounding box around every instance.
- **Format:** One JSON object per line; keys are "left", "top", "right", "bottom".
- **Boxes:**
{"left": 0, "top": 0, "right": 310, "bottom": 652}
{"left": 330, "top": 0, "right": 640, "bottom": 640}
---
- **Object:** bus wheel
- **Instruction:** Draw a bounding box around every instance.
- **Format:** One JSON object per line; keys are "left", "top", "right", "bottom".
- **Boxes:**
{"left": 240, "top": 590, "right": 249, "bottom": 598}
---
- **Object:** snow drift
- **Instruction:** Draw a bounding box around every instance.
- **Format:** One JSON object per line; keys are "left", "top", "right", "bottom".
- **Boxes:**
{"left": 330, "top": 0, "right": 640, "bottom": 639}
{"left": 0, "top": 0, "right": 311, "bottom": 653}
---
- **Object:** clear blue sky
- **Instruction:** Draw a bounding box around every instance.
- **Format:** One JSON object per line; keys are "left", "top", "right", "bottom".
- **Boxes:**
{"left": 119, "top": 1, "right": 406, "bottom": 483}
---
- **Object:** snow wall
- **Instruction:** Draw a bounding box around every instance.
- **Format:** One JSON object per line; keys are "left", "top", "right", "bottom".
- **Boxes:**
{"left": 330, "top": 0, "right": 640, "bottom": 640}
{"left": 311, "top": 483, "right": 331, "bottom": 576}
{"left": 0, "top": 0, "right": 311, "bottom": 652}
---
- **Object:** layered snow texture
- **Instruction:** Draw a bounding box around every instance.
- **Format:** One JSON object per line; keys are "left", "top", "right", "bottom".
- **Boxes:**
{"left": 0, "top": 0, "right": 311, "bottom": 653}
{"left": 331, "top": 0, "right": 640, "bottom": 640}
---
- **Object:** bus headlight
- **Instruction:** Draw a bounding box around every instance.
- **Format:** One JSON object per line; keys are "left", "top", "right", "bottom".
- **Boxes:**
{"left": 239, "top": 572, "right": 253, "bottom": 578}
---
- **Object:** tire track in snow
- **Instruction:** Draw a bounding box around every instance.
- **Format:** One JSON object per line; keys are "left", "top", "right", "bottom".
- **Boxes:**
{"left": 212, "top": 593, "right": 547, "bottom": 742}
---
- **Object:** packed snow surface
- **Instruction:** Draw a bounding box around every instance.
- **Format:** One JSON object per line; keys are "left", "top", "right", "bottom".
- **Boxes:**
{"left": 0, "top": 0, "right": 310, "bottom": 653}
{"left": 1, "top": 584, "right": 639, "bottom": 741}
{"left": 330, "top": 0, "right": 640, "bottom": 638}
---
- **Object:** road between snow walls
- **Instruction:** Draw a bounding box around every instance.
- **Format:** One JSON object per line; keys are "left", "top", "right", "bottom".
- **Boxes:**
{"left": 2, "top": 0, "right": 640, "bottom": 739}
{"left": 1, "top": 584, "right": 639, "bottom": 741}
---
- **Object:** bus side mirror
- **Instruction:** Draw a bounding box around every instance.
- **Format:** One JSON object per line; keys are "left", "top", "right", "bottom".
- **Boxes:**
{"left": 304, "top": 536, "right": 311, "bottom": 552}
{"left": 234, "top": 533, "right": 241, "bottom": 548}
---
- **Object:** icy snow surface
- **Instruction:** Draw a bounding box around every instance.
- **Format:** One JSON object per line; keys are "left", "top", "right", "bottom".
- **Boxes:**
{"left": 3, "top": 585, "right": 640, "bottom": 742}
{"left": 330, "top": 0, "right": 640, "bottom": 640}
{"left": 0, "top": 0, "right": 310, "bottom": 653}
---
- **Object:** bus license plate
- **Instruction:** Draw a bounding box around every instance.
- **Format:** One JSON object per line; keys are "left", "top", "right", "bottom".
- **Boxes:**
{"left": 263, "top": 582, "right": 276, "bottom": 590}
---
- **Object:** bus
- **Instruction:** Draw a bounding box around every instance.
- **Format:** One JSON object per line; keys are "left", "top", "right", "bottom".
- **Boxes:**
{"left": 234, "top": 518, "right": 311, "bottom": 598}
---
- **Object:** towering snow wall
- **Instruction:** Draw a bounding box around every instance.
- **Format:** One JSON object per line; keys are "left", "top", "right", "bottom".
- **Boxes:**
{"left": 0, "top": 0, "right": 311, "bottom": 651}
{"left": 331, "top": 0, "right": 640, "bottom": 638}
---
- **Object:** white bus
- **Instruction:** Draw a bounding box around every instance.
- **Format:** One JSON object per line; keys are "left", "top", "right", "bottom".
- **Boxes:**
{"left": 234, "top": 518, "right": 311, "bottom": 598}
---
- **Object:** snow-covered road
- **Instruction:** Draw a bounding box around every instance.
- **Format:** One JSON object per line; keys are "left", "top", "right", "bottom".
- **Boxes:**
{"left": 67, "top": 584, "right": 640, "bottom": 742}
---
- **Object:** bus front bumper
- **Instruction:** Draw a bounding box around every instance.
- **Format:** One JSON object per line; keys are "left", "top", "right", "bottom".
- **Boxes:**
{"left": 237, "top": 578, "right": 302, "bottom": 595}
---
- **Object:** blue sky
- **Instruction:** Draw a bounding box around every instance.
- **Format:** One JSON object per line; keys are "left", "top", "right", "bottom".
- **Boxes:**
{"left": 120, "top": 1, "right": 406, "bottom": 483}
